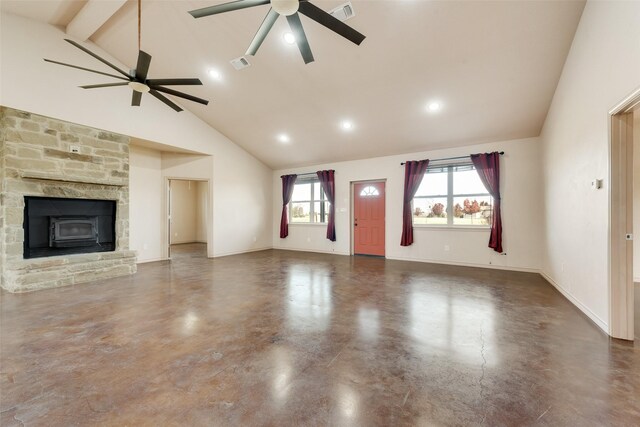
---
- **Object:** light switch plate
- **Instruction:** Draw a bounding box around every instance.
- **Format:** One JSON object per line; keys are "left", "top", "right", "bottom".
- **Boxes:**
{"left": 591, "top": 179, "right": 603, "bottom": 190}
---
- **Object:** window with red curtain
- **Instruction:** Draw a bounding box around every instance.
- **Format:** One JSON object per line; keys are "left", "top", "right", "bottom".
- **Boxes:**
{"left": 316, "top": 170, "right": 336, "bottom": 241}
{"left": 280, "top": 174, "right": 297, "bottom": 238}
{"left": 470, "top": 152, "right": 503, "bottom": 253}
{"left": 401, "top": 160, "right": 430, "bottom": 246}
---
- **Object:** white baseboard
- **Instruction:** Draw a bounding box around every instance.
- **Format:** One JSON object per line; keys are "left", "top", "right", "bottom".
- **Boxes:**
{"left": 136, "top": 257, "right": 166, "bottom": 264}
{"left": 385, "top": 255, "right": 540, "bottom": 273}
{"left": 539, "top": 271, "right": 609, "bottom": 334}
{"left": 634, "top": 276, "right": 640, "bottom": 283}
{"left": 272, "top": 246, "right": 351, "bottom": 256}
{"left": 170, "top": 241, "right": 205, "bottom": 245}
{"left": 213, "top": 246, "right": 272, "bottom": 258}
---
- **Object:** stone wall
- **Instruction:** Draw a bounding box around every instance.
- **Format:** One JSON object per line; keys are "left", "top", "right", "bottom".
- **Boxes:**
{"left": 0, "top": 106, "right": 136, "bottom": 292}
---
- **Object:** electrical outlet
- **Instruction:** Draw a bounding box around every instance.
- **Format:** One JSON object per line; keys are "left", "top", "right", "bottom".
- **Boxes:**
{"left": 70, "top": 145, "right": 80, "bottom": 153}
{"left": 143, "top": 243, "right": 148, "bottom": 250}
{"left": 307, "top": 237, "right": 311, "bottom": 242}
{"left": 444, "top": 245, "right": 450, "bottom": 252}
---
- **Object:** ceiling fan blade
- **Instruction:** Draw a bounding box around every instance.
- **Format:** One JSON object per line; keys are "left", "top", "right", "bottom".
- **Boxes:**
{"left": 287, "top": 13, "right": 314, "bottom": 64}
{"left": 298, "top": 1, "right": 365, "bottom": 45}
{"left": 64, "top": 39, "right": 131, "bottom": 79}
{"left": 151, "top": 86, "right": 209, "bottom": 106}
{"left": 80, "top": 82, "right": 130, "bottom": 89}
{"left": 189, "top": 0, "right": 270, "bottom": 18}
{"left": 246, "top": 8, "right": 279, "bottom": 56}
{"left": 135, "top": 51, "right": 152, "bottom": 82}
{"left": 149, "top": 89, "right": 183, "bottom": 112}
{"left": 145, "top": 78, "right": 202, "bottom": 86}
{"left": 132, "top": 91, "right": 142, "bottom": 106}
{"left": 44, "top": 59, "right": 130, "bottom": 81}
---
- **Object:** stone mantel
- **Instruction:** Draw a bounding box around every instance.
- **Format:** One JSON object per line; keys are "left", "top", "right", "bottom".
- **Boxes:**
{"left": 21, "top": 171, "right": 127, "bottom": 187}
{"left": 0, "top": 106, "right": 137, "bottom": 292}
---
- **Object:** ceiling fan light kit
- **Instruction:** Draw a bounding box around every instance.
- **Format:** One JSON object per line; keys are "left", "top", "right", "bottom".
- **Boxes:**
{"left": 44, "top": 0, "right": 209, "bottom": 112}
{"left": 42, "top": 0, "right": 365, "bottom": 112}
{"left": 189, "top": 0, "right": 366, "bottom": 65}
{"left": 271, "top": 0, "right": 299, "bottom": 16}
{"left": 128, "top": 81, "right": 150, "bottom": 93}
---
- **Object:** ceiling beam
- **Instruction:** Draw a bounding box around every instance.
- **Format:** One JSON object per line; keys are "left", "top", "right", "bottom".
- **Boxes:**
{"left": 66, "top": 0, "right": 127, "bottom": 41}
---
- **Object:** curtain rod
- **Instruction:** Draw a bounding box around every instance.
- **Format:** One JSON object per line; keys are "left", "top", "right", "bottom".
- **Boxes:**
{"left": 400, "top": 151, "right": 504, "bottom": 166}
{"left": 281, "top": 169, "right": 334, "bottom": 179}
{"left": 280, "top": 172, "right": 318, "bottom": 178}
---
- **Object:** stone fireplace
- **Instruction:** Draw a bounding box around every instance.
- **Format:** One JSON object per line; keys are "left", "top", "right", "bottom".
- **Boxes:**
{"left": 0, "top": 107, "right": 136, "bottom": 292}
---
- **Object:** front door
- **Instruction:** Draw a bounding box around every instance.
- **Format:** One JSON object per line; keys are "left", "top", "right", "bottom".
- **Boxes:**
{"left": 354, "top": 182, "right": 385, "bottom": 256}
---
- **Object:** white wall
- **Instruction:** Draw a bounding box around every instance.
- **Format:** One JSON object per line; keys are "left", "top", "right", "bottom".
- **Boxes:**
{"left": 273, "top": 137, "right": 542, "bottom": 272}
{"left": 170, "top": 180, "right": 198, "bottom": 244}
{"left": 130, "top": 146, "right": 163, "bottom": 262}
{"left": 0, "top": 13, "right": 273, "bottom": 258}
{"left": 634, "top": 110, "right": 640, "bottom": 282}
{"left": 539, "top": 0, "right": 640, "bottom": 333}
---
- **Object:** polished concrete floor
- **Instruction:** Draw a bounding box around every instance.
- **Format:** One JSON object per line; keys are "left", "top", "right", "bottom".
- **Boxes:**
{"left": 1, "top": 244, "right": 639, "bottom": 426}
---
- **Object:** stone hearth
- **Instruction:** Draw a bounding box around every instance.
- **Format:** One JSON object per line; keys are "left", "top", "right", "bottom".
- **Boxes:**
{"left": 0, "top": 107, "right": 136, "bottom": 292}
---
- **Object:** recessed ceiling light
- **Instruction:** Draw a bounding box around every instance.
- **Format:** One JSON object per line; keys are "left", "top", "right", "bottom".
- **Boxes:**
{"left": 277, "top": 133, "right": 290, "bottom": 143}
{"left": 208, "top": 68, "right": 222, "bottom": 80}
{"left": 427, "top": 101, "right": 442, "bottom": 112}
{"left": 283, "top": 32, "right": 296, "bottom": 45}
{"left": 341, "top": 120, "right": 354, "bottom": 131}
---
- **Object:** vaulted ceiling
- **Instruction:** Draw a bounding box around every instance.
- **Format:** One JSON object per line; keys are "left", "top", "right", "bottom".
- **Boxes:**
{"left": 2, "top": 0, "right": 585, "bottom": 168}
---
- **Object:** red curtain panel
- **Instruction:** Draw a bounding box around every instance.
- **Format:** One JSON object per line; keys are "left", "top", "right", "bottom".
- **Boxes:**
{"left": 471, "top": 152, "right": 503, "bottom": 253}
{"left": 280, "top": 174, "right": 297, "bottom": 238}
{"left": 316, "top": 170, "right": 336, "bottom": 241}
{"left": 401, "top": 160, "right": 430, "bottom": 246}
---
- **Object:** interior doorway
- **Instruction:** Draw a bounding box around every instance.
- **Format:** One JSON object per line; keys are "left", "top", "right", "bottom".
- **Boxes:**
{"left": 352, "top": 181, "right": 386, "bottom": 256}
{"left": 609, "top": 88, "right": 639, "bottom": 341}
{"left": 634, "top": 109, "right": 640, "bottom": 341}
{"left": 167, "top": 179, "right": 209, "bottom": 259}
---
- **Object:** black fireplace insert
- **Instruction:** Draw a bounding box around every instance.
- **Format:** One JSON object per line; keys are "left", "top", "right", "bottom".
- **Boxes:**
{"left": 49, "top": 216, "right": 99, "bottom": 247}
{"left": 23, "top": 196, "right": 117, "bottom": 259}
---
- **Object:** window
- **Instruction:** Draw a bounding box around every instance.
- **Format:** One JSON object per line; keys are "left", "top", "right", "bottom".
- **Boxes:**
{"left": 359, "top": 186, "right": 380, "bottom": 197}
{"left": 290, "top": 178, "right": 328, "bottom": 223}
{"left": 413, "top": 164, "right": 492, "bottom": 226}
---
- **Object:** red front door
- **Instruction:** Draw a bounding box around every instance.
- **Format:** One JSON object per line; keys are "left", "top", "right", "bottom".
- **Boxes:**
{"left": 354, "top": 182, "right": 385, "bottom": 256}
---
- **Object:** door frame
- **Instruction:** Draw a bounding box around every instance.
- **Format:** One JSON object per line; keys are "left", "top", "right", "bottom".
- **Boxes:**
{"left": 350, "top": 179, "right": 387, "bottom": 256}
{"left": 608, "top": 86, "right": 639, "bottom": 340}
{"left": 165, "top": 177, "right": 211, "bottom": 260}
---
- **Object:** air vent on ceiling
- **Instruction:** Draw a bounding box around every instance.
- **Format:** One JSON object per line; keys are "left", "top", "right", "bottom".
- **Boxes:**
{"left": 230, "top": 56, "right": 250, "bottom": 70}
{"left": 329, "top": 2, "right": 355, "bottom": 22}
